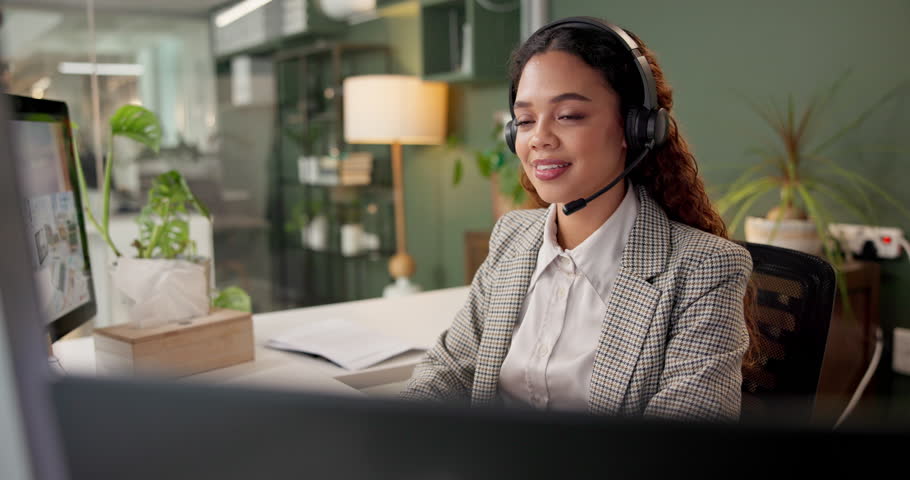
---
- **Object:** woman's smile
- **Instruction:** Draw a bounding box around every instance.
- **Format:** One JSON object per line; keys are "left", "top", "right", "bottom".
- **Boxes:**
{"left": 533, "top": 159, "right": 573, "bottom": 180}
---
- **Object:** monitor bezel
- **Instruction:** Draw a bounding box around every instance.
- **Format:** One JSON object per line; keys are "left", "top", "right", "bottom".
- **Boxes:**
{"left": 7, "top": 94, "right": 97, "bottom": 342}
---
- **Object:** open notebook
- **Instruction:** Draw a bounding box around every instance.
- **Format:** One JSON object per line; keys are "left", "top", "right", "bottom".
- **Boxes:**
{"left": 266, "top": 318, "right": 421, "bottom": 371}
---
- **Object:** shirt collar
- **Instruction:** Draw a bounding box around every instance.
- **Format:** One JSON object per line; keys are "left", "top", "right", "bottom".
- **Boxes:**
{"left": 529, "top": 182, "right": 640, "bottom": 302}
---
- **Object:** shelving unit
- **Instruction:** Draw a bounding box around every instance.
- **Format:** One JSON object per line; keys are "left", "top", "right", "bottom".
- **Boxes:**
{"left": 420, "top": 0, "right": 520, "bottom": 82}
{"left": 270, "top": 43, "right": 396, "bottom": 308}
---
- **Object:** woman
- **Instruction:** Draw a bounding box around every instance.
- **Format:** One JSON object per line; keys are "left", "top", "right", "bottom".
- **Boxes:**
{"left": 402, "top": 17, "right": 758, "bottom": 421}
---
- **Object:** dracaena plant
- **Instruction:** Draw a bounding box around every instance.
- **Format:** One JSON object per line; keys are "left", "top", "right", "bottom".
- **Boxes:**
{"left": 717, "top": 70, "right": 910, "bottom": 266}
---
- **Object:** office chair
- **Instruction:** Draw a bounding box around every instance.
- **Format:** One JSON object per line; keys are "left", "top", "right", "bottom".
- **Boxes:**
{"left": 740, "top": 242, "right": 837, "bottom": 423}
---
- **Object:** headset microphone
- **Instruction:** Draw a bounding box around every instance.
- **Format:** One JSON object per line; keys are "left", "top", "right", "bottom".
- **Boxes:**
{"left": 562, "top": 142, "right": 653, "bottom": 215}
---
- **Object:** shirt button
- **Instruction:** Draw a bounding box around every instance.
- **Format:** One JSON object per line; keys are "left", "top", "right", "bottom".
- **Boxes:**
{"left": 537, "top": 344, "right": 549, "bottom": 358}
{"left": 556, "top": 287, "right": 566, "bottom": 298}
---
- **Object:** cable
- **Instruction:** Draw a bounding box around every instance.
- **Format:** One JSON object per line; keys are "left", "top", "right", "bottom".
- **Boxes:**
{"left": 476, "top": 0, "right": 520, "bottom": 13}
{"left": 834, "top": 327, "right": 882, "bottom": 429}
{"left": 898, "top": 234, "right": 910, "bottom": 266}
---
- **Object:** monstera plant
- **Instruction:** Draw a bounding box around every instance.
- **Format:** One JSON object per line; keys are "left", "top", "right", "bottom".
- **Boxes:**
{"left": 72, "top": 105, "right": 250, "bottom": 325}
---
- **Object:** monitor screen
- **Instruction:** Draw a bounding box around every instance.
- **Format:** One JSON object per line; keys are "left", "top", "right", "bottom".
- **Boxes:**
{"left": 7, "top": 94, "right": 95, "bottom": 341}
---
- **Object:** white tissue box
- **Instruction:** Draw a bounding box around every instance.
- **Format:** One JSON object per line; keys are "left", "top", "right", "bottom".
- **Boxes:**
{"left": 93, "top": 308, "right": 254, "bottom": 377}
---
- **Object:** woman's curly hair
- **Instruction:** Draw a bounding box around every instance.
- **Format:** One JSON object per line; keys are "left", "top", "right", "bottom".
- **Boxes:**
{"left": 508, "top": 21, "right": 760, "bottom": 371}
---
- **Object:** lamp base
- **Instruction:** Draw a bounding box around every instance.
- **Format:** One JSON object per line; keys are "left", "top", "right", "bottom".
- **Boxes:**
{"left": 382, "top": 277, "right": 422, "bottom": 298}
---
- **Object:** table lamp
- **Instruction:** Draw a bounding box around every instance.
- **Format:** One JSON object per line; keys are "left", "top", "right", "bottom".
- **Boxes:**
{"left": 343, "top": 75, "right": 448, "bottom": 297}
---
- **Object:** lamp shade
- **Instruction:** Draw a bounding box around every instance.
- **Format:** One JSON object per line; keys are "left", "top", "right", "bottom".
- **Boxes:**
{"left": 343, "top": 75, "right": 447, "bottom": 145}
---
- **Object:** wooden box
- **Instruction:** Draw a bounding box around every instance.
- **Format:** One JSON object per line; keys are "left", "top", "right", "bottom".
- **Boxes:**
{"left": 93, "top": 309, "right": 254, "bottom": 377}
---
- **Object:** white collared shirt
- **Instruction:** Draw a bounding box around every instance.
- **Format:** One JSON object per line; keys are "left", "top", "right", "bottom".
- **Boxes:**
{"left": 498, "top": 183, "right": 640, "bottom": 411}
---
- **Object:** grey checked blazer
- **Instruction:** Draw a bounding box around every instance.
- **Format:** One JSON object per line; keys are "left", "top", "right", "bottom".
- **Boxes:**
{"left": 401, "top": 185, "right": 752, "bottom": 421}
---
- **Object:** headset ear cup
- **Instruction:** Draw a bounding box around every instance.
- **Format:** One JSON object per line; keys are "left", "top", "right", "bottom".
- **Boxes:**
{"left": 505, "top": 119, "right": 517, "bottom": 154}
{"left": 624, "top": 108, "right": 649, "bottom": 150}
{"left": 650, "top": 108, "right": 669, "bottom": 147}
{"left": 626, "top": 107, "right": 669, "bottom": 150}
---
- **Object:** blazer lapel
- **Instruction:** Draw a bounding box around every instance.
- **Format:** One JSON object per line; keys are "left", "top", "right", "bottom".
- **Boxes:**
{"left": 471, "top": 212, "right": 545, "bottom": 406}
{"left": 588, "top": 185, "right": 670, "bottom": 414}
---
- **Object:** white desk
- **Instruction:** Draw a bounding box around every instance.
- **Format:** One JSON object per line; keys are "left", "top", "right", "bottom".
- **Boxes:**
{"left": 53, "top": 286, "right": 469, "bottom": 397}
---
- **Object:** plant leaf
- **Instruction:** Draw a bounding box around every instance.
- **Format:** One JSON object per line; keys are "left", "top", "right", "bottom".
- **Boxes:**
{"left": 452, "top": 157, "right": 464, "bottom": 186}
{"left": 787, "top": 93, "right": 795, "bottom": 142}
{"left": 109, "top": 104, "right": 163, "bottom": 153}
{"left": 810, "top": 156, "right": 877, "bottom": 221}
{"left": 475, "top": 152, "right": 493, "bottom": 177}
{"left": 738, "top": 92, "right": 786, "bottom": 141}
{"left": 716, "top": 177, "right": 779, "bottom": 215}
{"left": 795, "top": 184, "right": 836, "bottom": 248}
{"left": 728, "top": 182, "right": 777, "bottom": 235}
{"left": 809, "top": 79, "right": 910, "bottom": 156}
{"left": 818, "top": 161, "right": 910, "bottom": 221}
{"left": 804, "top": 180, "right": 874, "bottom": 224}
{"left": 794, "top": 184, "right": 854, "bottom": 324}
{"left": 178, "top": 171, "right": 211, "bottom": 220}
{"left": 137, "top": 170, "right": 211, "bottom": 259}
{"left": 212, "top": 286, "right": 252, "bottom": 313}
{"left": 814, "top": 68, "right": 853, "bottom": 119}
{"left": 721, "top": 160, "right": 773, "bottom": 195}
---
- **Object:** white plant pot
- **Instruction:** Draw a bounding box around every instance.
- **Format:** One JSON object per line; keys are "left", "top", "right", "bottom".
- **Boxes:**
{"left": 305, "top": 216, "right": 328, "bottom": 251}
{"left": 340, "top": 223, "right": 363, "bottom": 257}
{"left": 744, "top": 216, "right": 823, "bottom": 255}
{"left": 109, "top": 257, "right": 211, "bottom": 328}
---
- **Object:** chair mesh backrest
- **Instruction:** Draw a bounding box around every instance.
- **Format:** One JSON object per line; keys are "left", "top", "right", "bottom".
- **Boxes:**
{"left": 740, "top": 243, "right": 837, "bottom": 419}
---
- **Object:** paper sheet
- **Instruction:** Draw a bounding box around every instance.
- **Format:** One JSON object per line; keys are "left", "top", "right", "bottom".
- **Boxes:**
{"left": 266, "top": 318, "right": 418, "bottom": 371}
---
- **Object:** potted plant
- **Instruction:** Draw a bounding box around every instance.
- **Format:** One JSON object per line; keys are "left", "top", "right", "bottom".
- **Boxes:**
{"left": 73, "top": 105, "right": 250, "bottom": 328}
{"left": 339, "top": 199, "right": 364, "bottom": 257}
{"left": 717, "top": 71, "right": 910, "bottom": 265}
{"left": 451, "top": 112, "right": 537, "bottom": 218}
{"left": 284, "top": 197, "right": 328, "bottom": 251}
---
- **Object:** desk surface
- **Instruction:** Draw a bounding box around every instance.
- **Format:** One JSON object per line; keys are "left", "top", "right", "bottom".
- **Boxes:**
{"left": 54, "top": 286, "right": 469, "bottom": 397}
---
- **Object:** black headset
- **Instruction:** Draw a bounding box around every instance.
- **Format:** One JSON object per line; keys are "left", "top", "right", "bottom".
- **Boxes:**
{"left": 504, "top": 17, "right": 670, "bottom": 215}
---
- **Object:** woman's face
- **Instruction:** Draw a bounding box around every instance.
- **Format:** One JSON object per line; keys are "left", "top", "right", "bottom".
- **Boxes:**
{"left": 513, "top": 50, "right": 626, "bottom": 205}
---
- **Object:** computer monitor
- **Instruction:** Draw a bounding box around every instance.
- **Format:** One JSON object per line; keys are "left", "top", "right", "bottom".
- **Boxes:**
{"left": 5, "top": 94, "right": 95, "bottom": 342}
{"left": 0, "top": 89, "right": 70, "bottom": 480}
